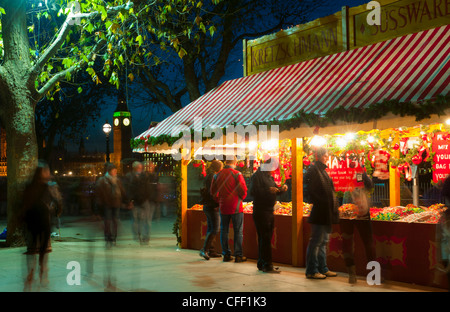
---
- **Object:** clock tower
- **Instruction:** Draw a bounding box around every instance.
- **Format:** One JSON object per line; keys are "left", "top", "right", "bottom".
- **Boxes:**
{"left": 112, "top": 93, "right": 133, "bottom": 173}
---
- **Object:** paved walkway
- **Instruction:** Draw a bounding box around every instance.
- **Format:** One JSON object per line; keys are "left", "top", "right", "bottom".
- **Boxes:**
{"left": 0, "top": 213, "right": 445, "bottom": 294}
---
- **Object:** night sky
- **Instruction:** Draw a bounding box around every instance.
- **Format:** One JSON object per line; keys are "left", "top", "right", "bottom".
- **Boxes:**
{"left": 80, "top": 0, "right": 369, "bottom": 153}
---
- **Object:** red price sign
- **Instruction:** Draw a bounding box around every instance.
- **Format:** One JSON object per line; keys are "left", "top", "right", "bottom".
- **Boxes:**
{"left": 326, "top": 156, "right": 364, "bottom": 192}
{"left": 432, "top": 132, "right": 450, "bottom": 183}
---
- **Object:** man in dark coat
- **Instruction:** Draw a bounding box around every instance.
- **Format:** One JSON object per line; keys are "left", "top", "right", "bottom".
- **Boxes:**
{"left": 250, "top": 159, "right": 287, "bottom": 273}
{"left": 303, "top": 147, "right": 339, "bottom": 279}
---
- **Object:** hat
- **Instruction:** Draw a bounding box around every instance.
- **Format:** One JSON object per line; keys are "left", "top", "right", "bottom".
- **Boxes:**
{"left": 105, "top": 163, "right": 116, "bottom": 173}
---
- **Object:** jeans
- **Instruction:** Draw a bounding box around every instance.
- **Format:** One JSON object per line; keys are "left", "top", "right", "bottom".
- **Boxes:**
{"left": 340, "top": 219, "right": 375, "bottom": 267}
{"left": 220, "top": 213, "right": 244, "bottom": 257}
{"left": 132, "top": 201, "right": 155, "bottom": 243}
{"left": 202, "top": 209, "right": 220, "bottom": 252}
{"left": 305, "top": 224, "right": 331, "bottom": 275}
{"left": 253, "top": 211, "right": 274, "bottom": 270}
{"left": 104, "top": 206, "right": 120, "bottom": 243}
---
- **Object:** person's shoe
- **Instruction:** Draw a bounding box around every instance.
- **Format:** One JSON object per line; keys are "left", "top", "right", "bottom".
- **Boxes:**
{"left": 199, "top": 249, "right": 210, "bottom": 260}
{"left": 223, "top": 254, "right": 233, "bottom": 262}
{"left": 208, "top": 251, "right": 222, "bottom": 258}
{"left": 323, "top": 270, "right": 337, "bottom": 277}
{"left": 262, "top": 267, "right": 281, "bottom": 274}
{"left": 235, "top": 256, "right": 247, "bottom": 263}
{"left": 306, "top": 272, "right": 326, "bottom": 279}
{"left": 347, "top": 265, "right": 357, "bottom": 284}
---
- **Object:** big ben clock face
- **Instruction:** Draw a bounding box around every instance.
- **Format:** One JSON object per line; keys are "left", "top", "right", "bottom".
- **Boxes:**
{"left": 123, "top": 118, "right": 130, "bottom": 126}
{"left": 114, "top": 118, "right": 119, "bottom": 126}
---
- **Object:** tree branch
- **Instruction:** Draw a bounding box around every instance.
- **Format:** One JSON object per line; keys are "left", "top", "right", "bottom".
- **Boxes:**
{"left": 28, "top": 1, "right": 133, "bottom": 84}
{"left": 36, "top": 40, "right": 106, "bottom": 100}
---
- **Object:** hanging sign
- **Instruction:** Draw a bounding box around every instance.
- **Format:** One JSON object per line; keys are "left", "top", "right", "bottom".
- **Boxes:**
{"left": 432, "top": 132, "right": 450, "bottom": 183}
{"left": 326, "top": 156, "right": 365, "bottom": 192}
{"left": 245, "top": 13, "right": 343, "bottom": 76}
{"left": 353, "top": 0, "right": 450, "bottom": 48}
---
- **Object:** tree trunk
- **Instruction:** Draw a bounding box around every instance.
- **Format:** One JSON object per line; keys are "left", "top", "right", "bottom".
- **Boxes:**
{"left": 0, "top": 0, "right": 38, "bottom": 247}
{"left": 183, "top": 55, "right": 202, "bottom": 102}
{"left": 3, "top": 89, "right": 38, "bottom": 247}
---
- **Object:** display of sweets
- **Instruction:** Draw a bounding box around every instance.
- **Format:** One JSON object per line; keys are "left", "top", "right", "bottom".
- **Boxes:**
{"left": 190, "top": 204, "right": 203, "bottom": 210}
{"left": 339, "top": 204, "right": 358, "bottom": 219}
{"left": 190, "top": 202, "right": 447, "bottom": 224}
{"left": 274, "top": 202, "right": 292, "bottom": 215}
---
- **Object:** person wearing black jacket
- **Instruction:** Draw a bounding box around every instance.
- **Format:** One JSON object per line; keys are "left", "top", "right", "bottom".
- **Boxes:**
{"left": 200, "top": 160, "right": 223, "bottom": 260}
{"left": 304, "top": 147, "right": 339, "bottom": 279}
{"left": 250, "top": 162, "right": 288, "bottom": 273}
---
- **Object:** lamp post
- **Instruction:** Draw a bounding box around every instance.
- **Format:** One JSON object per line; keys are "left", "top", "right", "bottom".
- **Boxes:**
{"left": 103, "top": 120, "right": 112, "bottom": 163}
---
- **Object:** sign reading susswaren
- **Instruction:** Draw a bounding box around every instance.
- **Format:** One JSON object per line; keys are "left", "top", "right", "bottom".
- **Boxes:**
{"left": 354, "top": 0, "right": 450, "bottom": 47}
{"left": 245, "top": 0, "right": 450, "bottom": 76}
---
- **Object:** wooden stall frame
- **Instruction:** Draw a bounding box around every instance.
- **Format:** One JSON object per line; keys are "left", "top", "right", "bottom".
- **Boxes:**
{"left": 181, "top": 155, "right": 189, "bottom": 249}
{"left": 291, "top": 138, "right": 304, "bottom": 266}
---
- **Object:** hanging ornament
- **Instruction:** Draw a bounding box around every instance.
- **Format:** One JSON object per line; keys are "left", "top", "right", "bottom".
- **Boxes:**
{"left": 201, "top": 160, "right": 206, "bottom": 177}
{"left": 372, "top": 149, "right": 390, "bottom": 180}
{"left": 412, "top": 154, "right": 422, "bottom": 165}
{"left": 399, "top": 137, "right": 409, "bottom": 155}
{"left": 303, "top": 156, "right": 311, "bottom": 166}
{"left": 393, "top": 143, "right": 400, "bottom": 150}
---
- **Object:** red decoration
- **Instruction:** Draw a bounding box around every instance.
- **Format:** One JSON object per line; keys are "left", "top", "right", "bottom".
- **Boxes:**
{"left": 412, "top": 154, "right": 422, "bottom": 165}
{"left": 393, "top": 143, "right": 400, "bottom": 150}
{"left": 303, "top": 157, "right": 311, "bottom": 166}
{"left": 373, "top": 149, "right": 390, "bottom": 180}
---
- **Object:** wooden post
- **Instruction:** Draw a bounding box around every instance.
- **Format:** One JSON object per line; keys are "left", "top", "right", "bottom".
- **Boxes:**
{"left": 181, "top": 157, "right": 189, "bottom": 249}
{"left": 291, "top": 138, "right": 304, "bottom": 266}
{"left": 390, "top": 143, "right": 401, "bottom": 207}
{"left": 341, "top": 6, "right": 350, "bottom": 51}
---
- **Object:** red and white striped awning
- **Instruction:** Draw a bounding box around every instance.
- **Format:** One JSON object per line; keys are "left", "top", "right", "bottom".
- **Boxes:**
{"left": 137, "top": 24, "right": 449, "bottom": 140}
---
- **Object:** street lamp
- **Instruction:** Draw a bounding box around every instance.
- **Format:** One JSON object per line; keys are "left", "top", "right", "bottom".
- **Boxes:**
{"left": 103, "top": 120, "right": 112, "bottom": 163}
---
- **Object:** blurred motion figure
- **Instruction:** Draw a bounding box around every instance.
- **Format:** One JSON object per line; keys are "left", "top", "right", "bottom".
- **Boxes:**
{"left": 21, "top": 161, "right": 63, "bottom": 291}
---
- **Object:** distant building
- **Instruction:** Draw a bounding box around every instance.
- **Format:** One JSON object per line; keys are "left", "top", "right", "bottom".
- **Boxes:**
{"left": 111, "top": 93, "right": 135, "bottom": 174}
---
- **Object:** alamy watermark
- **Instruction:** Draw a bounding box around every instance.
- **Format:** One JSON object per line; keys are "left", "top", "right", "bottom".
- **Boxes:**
{"left": 366, "top": 1, "right": 382, "bottom": 26}
{"left": 170, "top": 117, "right": 279, "bottom": 172}
{"left": 67, "top": 1, "right": 81, "bottom": 26}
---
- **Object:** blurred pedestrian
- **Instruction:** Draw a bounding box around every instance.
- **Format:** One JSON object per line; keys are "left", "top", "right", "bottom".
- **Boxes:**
{"left": 341, "top": 170, "right": 376, "bottom": 283}
{"left": 210, "top": 157, "right": 248, "bottom": 263}
{"left": 125, "top": 161, "right": 143, "bottom": 242}
{"left": 303, "top": 147, "right": 339, "bottom": 279}
{"left": 95, "top": 163, "right": 127, "bottom": 247}
{"left": 250, "top": 158, "right": 287, "bottom": 273}
{"left": 199, "top": 160, "right": 223, "bottom": 260}
{"left": 21, "top": 161, "right": 63, "bottom": 291}
{"left": 144, "top": 161, "right": 159, "bottom": 243}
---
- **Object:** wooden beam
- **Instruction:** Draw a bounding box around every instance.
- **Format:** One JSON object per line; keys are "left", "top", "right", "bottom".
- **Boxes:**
{"left": 291, "top": 138, "right": 304, "bottom": 266}
{"left": 390, "top": 139, "right": 401, "bottom": 207}
{"left": 181, "top": 157, "right": 189, "bottom": 249}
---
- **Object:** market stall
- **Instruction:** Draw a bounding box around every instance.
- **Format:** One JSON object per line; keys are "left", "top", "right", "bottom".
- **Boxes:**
{"left": 132, "top": 1, "right": 449, "bottom": 289}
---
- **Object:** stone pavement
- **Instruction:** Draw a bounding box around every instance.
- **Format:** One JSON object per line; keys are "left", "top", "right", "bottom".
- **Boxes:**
{"left": 0, "top": 212, "right": 445, "bottom": 294}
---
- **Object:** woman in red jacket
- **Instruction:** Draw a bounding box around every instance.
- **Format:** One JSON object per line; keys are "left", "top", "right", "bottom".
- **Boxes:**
{"left": 210, "top": 158, "right": 248, "bottom": 262}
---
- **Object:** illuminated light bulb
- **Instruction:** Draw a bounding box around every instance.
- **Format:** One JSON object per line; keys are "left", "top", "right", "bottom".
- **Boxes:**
{"left": 310, "top": 135, "right": 327, "bottom": 147}
{"left": 344, "top": 133, "right": 355, "bottom": 141}
{"left": 336, "top": 137, "right": 346, "bottom": 148}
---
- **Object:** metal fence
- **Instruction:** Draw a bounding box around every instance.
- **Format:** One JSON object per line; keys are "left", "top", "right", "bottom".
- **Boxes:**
{"left": 370, "top": 179, "right": 444, "bottom": 208}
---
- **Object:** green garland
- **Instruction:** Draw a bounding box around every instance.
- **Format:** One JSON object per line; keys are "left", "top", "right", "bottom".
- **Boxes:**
{"left": 131, "top": 94, "right": 450, "bottom": 149}
{"left": 171, "top": 163, "right": 183, "bottom": 247}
